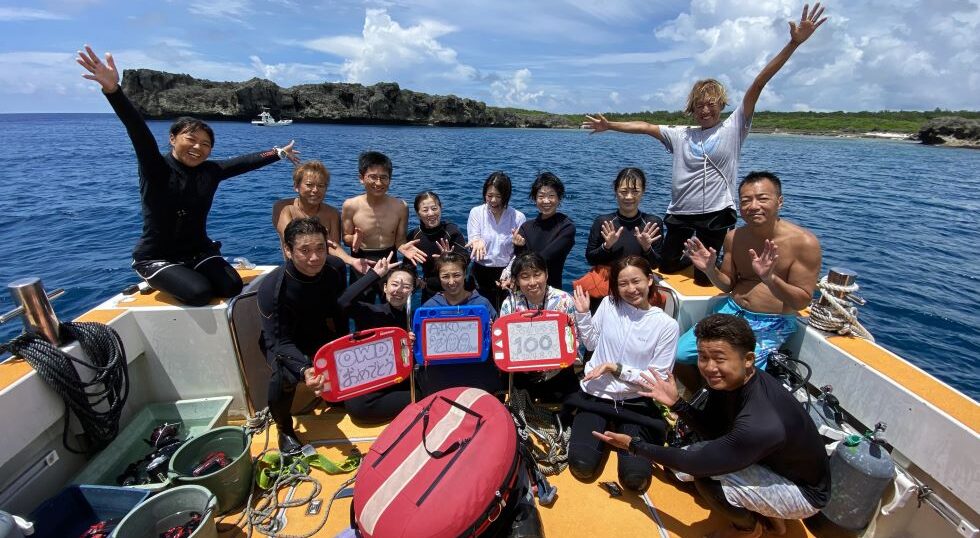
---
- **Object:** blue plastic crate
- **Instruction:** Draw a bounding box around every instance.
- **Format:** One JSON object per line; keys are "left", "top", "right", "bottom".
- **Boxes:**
{"left": 27, "top": 485, "right": 150, "bottom": 538}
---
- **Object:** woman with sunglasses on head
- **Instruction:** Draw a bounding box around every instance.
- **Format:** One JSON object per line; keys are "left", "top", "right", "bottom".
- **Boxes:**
{"left": 566, "top": 255, "right": 679, "bottom": 493}
{"left": 77, "top": 44, "right": 300, "bottom": 306}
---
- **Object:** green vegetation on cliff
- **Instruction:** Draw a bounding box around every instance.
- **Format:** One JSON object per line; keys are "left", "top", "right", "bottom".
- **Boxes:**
{"left": 544, "top": 109, "right": 980, "bottom": 134}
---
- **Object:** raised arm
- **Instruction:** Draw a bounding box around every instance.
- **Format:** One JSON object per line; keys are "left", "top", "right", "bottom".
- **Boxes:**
{"left": 213, "top": 140, "right": 299, "bottom": 181}
{"left": 77, "top": 45, "right": 164, "bottom": 169}
{"left": 742, "top": 3, "right": 827, "bottom": 119}
{"left": 582, "top": 114, "right": 665, "bottom": 143}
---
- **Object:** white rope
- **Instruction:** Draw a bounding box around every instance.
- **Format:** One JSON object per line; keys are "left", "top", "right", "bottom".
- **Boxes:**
{"left": 807, "top": 276, "right": 874, "bottom": 341}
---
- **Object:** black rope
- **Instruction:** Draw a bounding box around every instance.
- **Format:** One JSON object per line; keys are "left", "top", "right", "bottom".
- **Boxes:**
{"left": 0, "top": 322, "right": 129, "bottom": 454}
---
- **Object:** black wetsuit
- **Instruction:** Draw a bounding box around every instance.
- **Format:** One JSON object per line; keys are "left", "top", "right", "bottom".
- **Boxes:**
{"left": 337, "top": 271, "right": 412, "bottom": 423}
{"left": 585, "top": 211, "right": 664, "bottom": 269}
{"left": 348, "top": 247, "right": 398, "bottom": 303}
{"left": 406, "top": 221, "right": 469, "bottom": 302}
{"left": 515, "top": 212, "right": 576, "bottom": 289}
{"left": 105, "top": 88, "right": 282, "bottom": 306}
{"left": 633, "top": 370, "right": 831, "bottom": 511}
{"left": 258, "top": 258, "right": 348, "bottom": 436}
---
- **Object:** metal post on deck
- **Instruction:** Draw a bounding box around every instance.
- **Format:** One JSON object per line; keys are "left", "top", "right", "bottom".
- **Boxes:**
{"left": 0, "top": 278, "right": 65, "bottom": 346}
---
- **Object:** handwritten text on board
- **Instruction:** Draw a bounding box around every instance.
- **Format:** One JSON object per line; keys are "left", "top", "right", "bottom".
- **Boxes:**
{"left": 334, "top": 337, "right": 396, "bottom": 390}
{"left": 425, "top": 320, "right": 480, "bottom": 358}
{"left": 506, "top": 320, "right": 560, "bottom": 362}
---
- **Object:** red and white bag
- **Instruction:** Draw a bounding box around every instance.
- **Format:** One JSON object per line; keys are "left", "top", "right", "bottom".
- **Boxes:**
{"left": 353, "top": 387, "right": 522, "bottom": 538}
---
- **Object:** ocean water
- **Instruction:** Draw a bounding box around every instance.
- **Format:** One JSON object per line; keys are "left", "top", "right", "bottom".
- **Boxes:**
{"left": 0, "top": 114, "right": 977, "bottom": 401}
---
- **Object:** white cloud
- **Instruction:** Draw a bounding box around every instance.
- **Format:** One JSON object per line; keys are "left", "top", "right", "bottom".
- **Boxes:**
{"left": 248, "top": 55, "right": 341, "bottom": 85}
{"left": 302, "top": 9, "right": 477, "bottom": 85}
{"left": 490, "top": 68, "right": 544, "bottom": 106}
{"left": 0, "top": 7, "right": 67, "bottom": 21}
{"left": 609, "top": 91, "right": 621, "bottom": 105}
{"left": 188, "top": 0, "right": 251, "bottom": 25}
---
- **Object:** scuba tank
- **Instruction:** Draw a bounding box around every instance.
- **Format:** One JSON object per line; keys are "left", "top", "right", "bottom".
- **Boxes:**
{"left": 821, "top": 423, "right": 896, "bottom": 531}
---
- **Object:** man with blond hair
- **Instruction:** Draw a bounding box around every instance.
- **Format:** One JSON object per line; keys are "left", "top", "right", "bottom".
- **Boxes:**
{"left": 584, "top": 4, "right": 827, "bottom": 285}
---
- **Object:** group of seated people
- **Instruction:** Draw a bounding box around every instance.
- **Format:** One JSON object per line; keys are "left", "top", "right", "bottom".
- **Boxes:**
{"left": 79, "top": 6, "right": 831, "bottom": 531}
{"left": 258, "top": 150, "right": 827, "bottom": 538}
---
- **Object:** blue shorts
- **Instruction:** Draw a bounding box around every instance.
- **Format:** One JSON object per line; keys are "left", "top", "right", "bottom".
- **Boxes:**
{"left": 675, "top": 297, "right": 798, "bottom": 370}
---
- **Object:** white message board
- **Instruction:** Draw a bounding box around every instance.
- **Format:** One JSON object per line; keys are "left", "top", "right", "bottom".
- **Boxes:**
{"left": 424, "top": 319, "right": 481, "bottom": 359}
{"left": 333, "top": 337, "right": 397, "bottom": 391}
{"left": 506, "top": 320, "right": 561, "bottom": 362}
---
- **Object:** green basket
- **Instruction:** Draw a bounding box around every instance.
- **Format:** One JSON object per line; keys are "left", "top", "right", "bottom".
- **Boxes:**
{"left": 73, "top": 396, "right": 233, "bottom": 492}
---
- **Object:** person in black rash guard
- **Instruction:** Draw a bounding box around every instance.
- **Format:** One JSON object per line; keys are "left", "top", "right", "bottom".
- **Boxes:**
{"left": 595, "top": 314, "right": 830, "bottom": 538}
{"left": 77, "top": 45, "right": 300, "bottom": 306}
{"left": 582, "top": 167, "right": 663, "bottom": 311}
{"left": 399, "top": 191, "right": 469, "bottom": 302}
{"left": 258, "top": 218, "right": 348, "bottom": 454}
{"left": 513, "top": 172, "right": 575, "bottom": 289}
{"left": 337, "top": 252, "right": 414, "bottom": 423}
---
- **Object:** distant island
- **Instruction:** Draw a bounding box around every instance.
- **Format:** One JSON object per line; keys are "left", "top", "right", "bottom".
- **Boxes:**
{"left": 122, "top": 69, "right": 979, "bottom": 147}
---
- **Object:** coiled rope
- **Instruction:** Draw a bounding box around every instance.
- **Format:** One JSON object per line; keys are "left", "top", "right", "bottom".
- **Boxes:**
{"left": 807, "top": 276, "right": 874, "bottom": 341}
{"left": 0, "top": 322, "right": 129, "bottom": 454}
{"left": 508, "top": 389, "right": 570, "bottom": 476}
{"left": 221, "top": 407, "right": 358, "bottom": 538}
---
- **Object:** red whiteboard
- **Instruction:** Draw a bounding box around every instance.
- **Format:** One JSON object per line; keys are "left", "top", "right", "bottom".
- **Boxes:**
{"left": 491, "top": 310, "right": 578, "bottom": 372}
{"left": 312, "top": 327, "right": 412, "bottom": 402}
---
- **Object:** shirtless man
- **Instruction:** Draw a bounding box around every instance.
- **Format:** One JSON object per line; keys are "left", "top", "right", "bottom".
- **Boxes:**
{"left": 272, "top": 160, "right": 372, "bottom": 274}
{"left": 677, "top": 171, "right": 821, "bottom": 372}
{"left": 341, "top": 151, "right": 408, "bottom": 301}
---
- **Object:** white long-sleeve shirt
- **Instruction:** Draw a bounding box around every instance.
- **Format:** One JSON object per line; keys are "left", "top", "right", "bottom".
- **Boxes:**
{"left": 575, "top": 296, "right": 679, "bottom": 400}
{"left": 466, "top": 203, "right": 526, "bottom": 268}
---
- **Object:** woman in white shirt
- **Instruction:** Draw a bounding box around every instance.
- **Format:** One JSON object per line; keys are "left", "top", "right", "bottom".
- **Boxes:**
{"left": 567, "top": 255, "right": 679, "bottom": 492}
{"left": 467, "top": 171, "right": 526, "bottom": 312}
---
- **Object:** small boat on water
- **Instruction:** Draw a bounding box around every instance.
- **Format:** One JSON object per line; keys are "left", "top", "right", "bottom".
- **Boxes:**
{"left": 0, "top": 265, "right": 977, "bottom": 537}
{"left": 251, "top": 109, "right": 293, "bottom": 127}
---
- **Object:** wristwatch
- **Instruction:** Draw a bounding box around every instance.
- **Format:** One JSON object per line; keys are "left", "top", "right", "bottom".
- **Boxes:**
{"left": 628, "top": 436, "right": 643, "bottom": 455}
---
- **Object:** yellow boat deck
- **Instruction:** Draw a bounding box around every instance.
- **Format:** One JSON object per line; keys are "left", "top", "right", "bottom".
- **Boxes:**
{"left": 217, "top": 405, "right": 842, "bottom": 538}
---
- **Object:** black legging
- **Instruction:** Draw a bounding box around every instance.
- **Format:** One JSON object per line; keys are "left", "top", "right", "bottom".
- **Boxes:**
{"left": 568, "top": 407, "right": 663, "bottom": 492}
{"left": 659, "top": 209, "right": 737, "bottom": 286}
{"left": 471, "top": 262, "right": 506, "bottom": 313}
{"left": 344, "top": 380, "right": 412, "bottom": 424}
{"left": 142, "top": 256, "right": 243, "bottom": 306}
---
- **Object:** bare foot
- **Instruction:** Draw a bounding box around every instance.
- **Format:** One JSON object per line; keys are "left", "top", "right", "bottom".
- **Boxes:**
{"left": 705, "top": 521, "right": 763, "bottom": 538}
{"left": 764, "top": 517, "right": 787, "bottom": 536}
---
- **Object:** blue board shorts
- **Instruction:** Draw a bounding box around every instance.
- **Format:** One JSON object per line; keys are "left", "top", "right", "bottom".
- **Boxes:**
{"left": 675, "top": 297, "right": 797, "bottom": 370}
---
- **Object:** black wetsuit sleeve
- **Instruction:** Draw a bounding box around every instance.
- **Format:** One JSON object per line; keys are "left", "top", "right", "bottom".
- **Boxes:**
{"left": 212, "top": 150, "right": 281, "bottom": 182}
{"left": 338, "top": 270, "right": 381, "bottom": 320}
{"left": 633, "top": 416, "right": 784, "bottom": 477}
{"left": 103, "top": 88, "right": 167, "bottom": 175}
{"left": 585, "top": 216, "right": 615, "bottom": 265}
{"left": 328, "top": 261, "right": 350, "bottom": 337}
{"left": 257, "top": 277, "right": 309, "bottom": 377}
{"left": 446, "top": 223, "right": 470, "bottom": 262}
{"left": 642, "top": 213, "right": 665, "bottom": 269}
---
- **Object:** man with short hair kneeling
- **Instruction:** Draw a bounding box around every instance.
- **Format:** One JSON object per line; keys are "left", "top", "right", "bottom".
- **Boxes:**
{"left": 594, "top": 314, "right": 830, "bottom": 538}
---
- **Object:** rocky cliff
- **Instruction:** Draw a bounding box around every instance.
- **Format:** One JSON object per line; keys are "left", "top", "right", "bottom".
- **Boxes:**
{"left": 917, "top": 116, "right": 980, "bottom": 148}
{"left": 120, "top": 69, "right": 573, "bottom": 128}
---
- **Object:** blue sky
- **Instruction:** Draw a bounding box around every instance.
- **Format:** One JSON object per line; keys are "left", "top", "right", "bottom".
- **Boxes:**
{"left": 1, "top": 0, "right": 978, "bottom": 113}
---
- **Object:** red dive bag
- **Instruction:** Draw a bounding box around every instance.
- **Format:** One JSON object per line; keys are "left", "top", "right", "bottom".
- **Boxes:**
{"left": 353, "top": 387, "right": 521, "bottom": 538}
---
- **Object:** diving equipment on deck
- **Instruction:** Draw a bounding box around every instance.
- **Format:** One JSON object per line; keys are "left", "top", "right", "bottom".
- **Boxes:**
{"left": 806, "top": 267, "right": 874, "bottom": 340}
{"left": 821, "top": 423, "right": 896, "bottom": 531}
